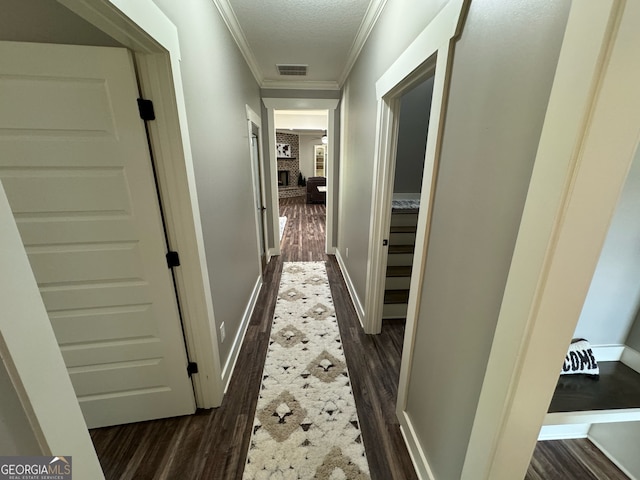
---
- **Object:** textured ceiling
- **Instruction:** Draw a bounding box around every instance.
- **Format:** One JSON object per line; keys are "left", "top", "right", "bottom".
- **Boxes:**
{"left": 225, "top": 0, "right": 377, "bottom": 88}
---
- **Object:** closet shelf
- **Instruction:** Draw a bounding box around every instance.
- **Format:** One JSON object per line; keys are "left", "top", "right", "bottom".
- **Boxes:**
{"left": 545, "top": 361, "right": 640, "bottom": 426}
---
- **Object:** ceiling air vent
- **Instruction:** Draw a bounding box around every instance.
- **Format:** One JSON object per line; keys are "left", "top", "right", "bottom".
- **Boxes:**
{"left": 276, "top": 64, "right": 308, "bottom": 76}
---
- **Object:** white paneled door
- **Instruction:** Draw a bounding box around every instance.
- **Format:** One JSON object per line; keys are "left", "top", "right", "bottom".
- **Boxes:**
{"left": 0, "top": 42, "right": 196, "bottom": 428}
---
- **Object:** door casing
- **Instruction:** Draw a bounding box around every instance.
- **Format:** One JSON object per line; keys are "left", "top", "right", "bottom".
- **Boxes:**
{"left": 263, "top": 97, "right": 340, "bottom": 257}
{"left": 247, "top": 104, "right": 269, "bottom": 271}
{"left": 59, "top": 0, "right": 224, "bottom": 409}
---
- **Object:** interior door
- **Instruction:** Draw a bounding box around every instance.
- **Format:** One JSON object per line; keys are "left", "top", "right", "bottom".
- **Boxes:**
{"left": 0, "top": 41, "right": 196, "bottom": 428}
{"left": 251, "top": 132, "right": 268, "bottom": 272}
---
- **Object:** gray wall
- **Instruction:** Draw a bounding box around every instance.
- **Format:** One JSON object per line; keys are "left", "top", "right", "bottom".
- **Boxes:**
{"left": 627, "top": 308, "right": 640, "bottom": 351}
{"left": 151, "top": 0, "right": 262, "bottom": 365}
{"left": 394, "top": 77, "right": 434, "bottom": 194}
{"left": 0, "top": 359, "right": 41, "bottom": 455}
{"left": 575, "top": 145, "right": 640, "bottom": 345}
{"left": 0, "top": 0, "right": 122, "bottom": 46}
{"left": 338, "top": 0, "right": 449, "bottom": 300}
{"left": 589, "top": 422, "right": 640, "bottom": 478}
{"left": 403, "top": 1, "right": 570, "bottom": 479}
{"left": 299, "top": 134, "right": 319, "bottom": 180}
{"left": 339, "top": 0, "right": 570, "bottom": 478}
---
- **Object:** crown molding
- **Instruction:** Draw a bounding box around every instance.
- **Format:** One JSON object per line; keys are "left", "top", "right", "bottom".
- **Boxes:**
{"left": 338, "top": 0, "right": 388, "bottom": 86}
{"left": 261, "top": 79, "right": 340, "bottom": 91}
{"left": 210, "top": 0, "right": 263, "bottom": 85}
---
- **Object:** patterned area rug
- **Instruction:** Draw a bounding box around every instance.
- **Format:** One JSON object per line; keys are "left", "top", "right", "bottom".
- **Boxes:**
{"left": 243, "top": 262, "right": 370, "bottom": 479}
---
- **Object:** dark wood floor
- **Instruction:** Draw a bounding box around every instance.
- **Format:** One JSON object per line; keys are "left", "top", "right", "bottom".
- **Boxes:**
{"left": 278, "top": 195, "right": 326, "bottom": 262}
{"left": 90, "top": 195, "right": 417, "bottom": 479}
{"left": 527, "top": 439, "right": 628, "bottom": 480}
{"left": 90, "top": 194, "right": 629, "bottom": 479}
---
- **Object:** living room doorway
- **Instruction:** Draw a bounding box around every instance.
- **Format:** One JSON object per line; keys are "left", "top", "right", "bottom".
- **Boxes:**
{"left": 263, "top": 98, "right": 339, "bottom": 258}
{"left": 274, "top": 109, "right": 329, "bottom": 257}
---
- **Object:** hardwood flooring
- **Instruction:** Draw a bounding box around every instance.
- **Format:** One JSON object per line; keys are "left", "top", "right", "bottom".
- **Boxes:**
{"left": 526, "top": 439, "right": 628, "bottom": 480}
{"left": 278, "top": 195, "right": 326, "bottom": 262}
{"left": 90, "top": 194, "right": 628, "bottom": 479}
{"left": 90, "top": 196, "right": 417, "bottom": 479}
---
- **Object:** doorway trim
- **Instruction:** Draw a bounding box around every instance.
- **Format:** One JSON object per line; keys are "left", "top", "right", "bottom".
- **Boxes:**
{"left": 359, "top": 0, "right": 467, "bottom": 476}
{"left": 246, "top": 105, "right": 269, "bottom": 268}
{"left": 59, "top": 0, "right": 224, "bottom": 408}
{"left": 462, "top": 2, "right": 640, "bottom": 478}
{"left": 262, "top": 98, "right": 340, "bottom": 256}
{"left": 363, "top": 0, "right": 467, "bottom": 338}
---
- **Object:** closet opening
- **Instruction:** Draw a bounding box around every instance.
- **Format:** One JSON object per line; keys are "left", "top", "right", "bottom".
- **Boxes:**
{"left": 382, "top": 77, "right": 434, "bottom": 322}
{"left": 532, "top": 142, "right": 640, "bottom": 478}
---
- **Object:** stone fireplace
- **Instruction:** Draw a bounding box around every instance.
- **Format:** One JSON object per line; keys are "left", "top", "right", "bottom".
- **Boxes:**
{"left": 276, "top": 131, "right": 306, "bottom": 199}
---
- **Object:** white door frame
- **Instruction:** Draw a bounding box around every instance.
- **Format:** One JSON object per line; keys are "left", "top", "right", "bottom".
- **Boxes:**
{"left": 363, "top": 0, "right": 467, "bottom": 338}
{"left": 462, "top": 2, "right": 640, "bottom": 478}
{"left": 263, "top": 98, "right": 340, "bottom": 256}
{"left": 362, "top": 2, "right": 468, "bottom": 474}
{"left": 58, "top": 0, "right": 224, "bottom": 408}
{"left": 246, "top": 105, "right": 269, "bottom": 267}
{"left": 0, "top": 185, "right": 105, "bottom": 477}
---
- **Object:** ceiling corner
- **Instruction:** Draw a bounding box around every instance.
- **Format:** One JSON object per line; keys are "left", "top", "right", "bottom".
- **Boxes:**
{"left": 338, "top": 0, "right": 389, "bottom": 86}
{"left": 210, "top": 0, "right": 264, "bottom": 85}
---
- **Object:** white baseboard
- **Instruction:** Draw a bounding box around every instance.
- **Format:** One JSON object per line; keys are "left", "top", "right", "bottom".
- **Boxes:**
{"left": 589, "top": 435, "right": 639, "bottom": 480}
{"left": 622, "top": 346, "right": 640, "bottom": 374}
{"left": 538, "top": 424, "right": 589, "bottom": 440}
{"left": 334, "top": 249, "right": 365, "bottom": 328}
{"left": 397, "top": 410, "right": 436, "bottom": 480}
{"left": 222, "top": 275, "right": 262, "bottom": 392}
{"left": 591, "top": 344, "right": 625, "bottom": 361}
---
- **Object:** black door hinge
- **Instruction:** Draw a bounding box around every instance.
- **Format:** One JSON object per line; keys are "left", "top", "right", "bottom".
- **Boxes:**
{"left": 187, "top": 362, "right": 198, "bottom": 377}
{"left": 166, "top": 251, "right": 181, "bottom": 268}
{"left": 137, "top": 98, "right": 156, "bottom": 121}
{"left": 383, "top": 239, "right": 389, "bottom": 246}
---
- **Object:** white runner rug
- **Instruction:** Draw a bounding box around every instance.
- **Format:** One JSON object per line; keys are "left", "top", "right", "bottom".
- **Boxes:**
{"left": 279, "top": 216, "right": 287, "bottom": 241}
{"left": 243, "top": 262, "right": 370, "bottom": 479}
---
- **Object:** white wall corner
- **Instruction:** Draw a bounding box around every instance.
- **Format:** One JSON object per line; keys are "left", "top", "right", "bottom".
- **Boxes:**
{"left": 222, "top": 275, "right": 263, "bottom": 391}
{"left": 334, "top": 249, "right": 365, "bottom": 328}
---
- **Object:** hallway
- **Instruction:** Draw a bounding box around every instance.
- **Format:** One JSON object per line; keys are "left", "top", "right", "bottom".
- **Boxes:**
{"left": 89, "top": 197, "right": 417, "bottom": 479}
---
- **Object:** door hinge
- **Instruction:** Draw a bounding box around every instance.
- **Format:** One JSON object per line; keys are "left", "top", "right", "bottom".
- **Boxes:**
{"left": 166, "top": 251, "right": 181, "bottom": 268}
{"left": 382, "top": 239, "right": 389, "bottom": 246}
{"left": 137, "top": 98, "right": 156, "bottom": 121}
{"left": 187, "top": 362, "right": 198, "bottom": 377}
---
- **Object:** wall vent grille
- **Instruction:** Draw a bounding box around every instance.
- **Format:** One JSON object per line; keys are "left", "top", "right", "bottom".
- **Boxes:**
{"left": 276, "top": 64, "right": 308, "bottom": 76}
